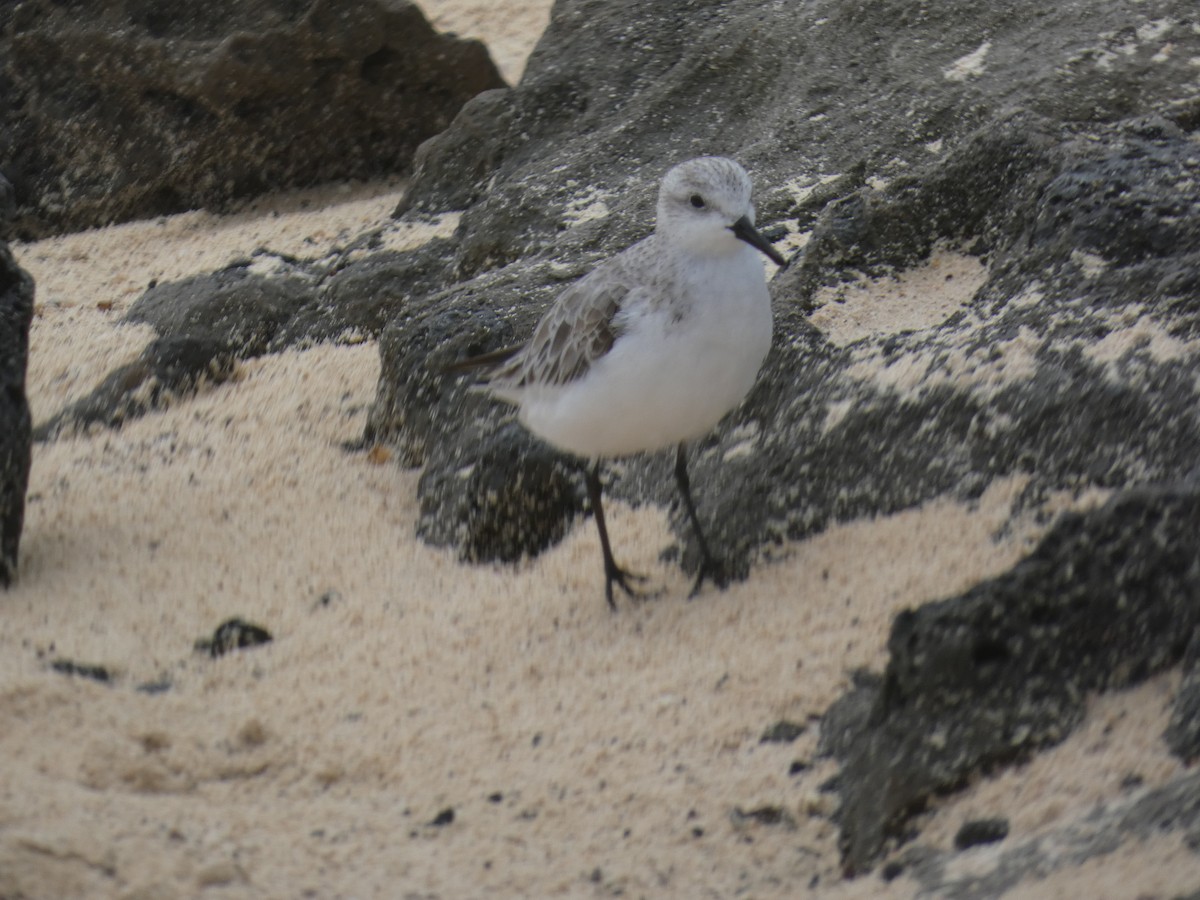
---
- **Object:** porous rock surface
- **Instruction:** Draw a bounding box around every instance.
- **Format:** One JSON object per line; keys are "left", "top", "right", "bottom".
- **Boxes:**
{"left": 0, "top": 0, "right": 504, "bottom": 239}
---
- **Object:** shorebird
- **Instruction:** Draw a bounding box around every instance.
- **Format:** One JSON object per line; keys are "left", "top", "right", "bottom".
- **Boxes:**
{"left": 448, "top": 156, "right": 786, "bottom": 608}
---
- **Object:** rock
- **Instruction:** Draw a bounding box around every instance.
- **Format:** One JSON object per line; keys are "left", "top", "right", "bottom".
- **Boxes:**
{"left": 0, "top": 243, "right": 33, "bottom": 587}
{"left": 760, "top": 721, "right": 807, "bottom": 744}
{"left": 36, "top": 264, "right": 309, "bottom": 440}
{"left": 50, "top": 659, "right": 113, "bottom": 683}
{"left": 195, "top": 618, "right": 273, "bottom": 658}
{"left": 34, "top": 336, "right": 237, "bottom": 442}
{"left": 416, "top": 422, "right": 584, "bottom": 565}
{"left": 954, "top": 818, "right": 1010, "bottom": 851}
{"left": 897, "top": 770, "right": 1200, "bottom": 896}
{"left": 1165, "top": 628, "right": 1200, "bottom": 762}
{"left": 0, "top": 173, "right": 15, "bottom": 227}
{"left": 126, "top": 264, "right": 315, "bottom": 356}
{"left": 270, "top": 239, "right": 457, "bottom": 348}
{"left": 819, "top": 483, "right": 1200, "bottom": 873}
{"left": 1, "top": 0, "right": 504, "bottom": 238}
{"left": 35, "top": 240, "right": 453, "bottom": 441}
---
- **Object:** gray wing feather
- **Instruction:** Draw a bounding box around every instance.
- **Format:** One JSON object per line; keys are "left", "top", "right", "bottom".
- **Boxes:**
{"left": 492, "top": 273, "right": 634, "bottom": 389}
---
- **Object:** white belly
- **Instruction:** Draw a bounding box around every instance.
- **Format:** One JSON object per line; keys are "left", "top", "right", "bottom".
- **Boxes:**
{"left": 517, "top": 252, "right": 772, "bottom": 459}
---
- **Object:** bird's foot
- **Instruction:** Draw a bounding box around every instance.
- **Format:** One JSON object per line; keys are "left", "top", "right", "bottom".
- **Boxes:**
{"left": 604, "top": 562, "right": 657, "bottom": 610}
{"left": 687, "top": 553, "right": 732, "bottom": 599}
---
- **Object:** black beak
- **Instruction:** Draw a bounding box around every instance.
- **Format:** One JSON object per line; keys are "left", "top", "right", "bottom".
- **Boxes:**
{"left": 730, "top": 215, "right": 789, "bottom": 268}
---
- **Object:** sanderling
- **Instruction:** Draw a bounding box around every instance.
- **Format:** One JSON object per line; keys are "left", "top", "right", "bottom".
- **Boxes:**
{"left": 448, "top": 156, "right": 787, "bottom": 609}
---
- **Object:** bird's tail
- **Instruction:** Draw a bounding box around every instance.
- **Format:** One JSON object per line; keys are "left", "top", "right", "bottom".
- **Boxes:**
{"left": 440, "top": 343, "right": 524, "bottom": 376}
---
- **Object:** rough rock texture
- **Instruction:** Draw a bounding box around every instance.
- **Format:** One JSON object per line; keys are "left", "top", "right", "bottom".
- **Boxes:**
{"left": 1165, "top": 630, "right": 1200, "bottom": 762}
{"left": 34, "top": 336, "right": 239, "bottom": 442}
{"left": 126, "top": 264, "right": 315, "bottom": 357}
{"left": 0, "top": 0, "right": 504, "bottom": 239}
{"left": 893, "top": 769, "right": 1200, "bottom": 897}
{"left": 0, "top": 243, "right": 33, "bottom": 586}
{"left": 819, "top": 483, "right": 1200, "bottom": 872}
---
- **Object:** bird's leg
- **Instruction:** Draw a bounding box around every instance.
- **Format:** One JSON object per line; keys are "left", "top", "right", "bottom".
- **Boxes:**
{"left": 674, "top": 443, "right": 730, "bottom": 597}
{"left": 585, "top": 461, "right": 649, "bottom": 610}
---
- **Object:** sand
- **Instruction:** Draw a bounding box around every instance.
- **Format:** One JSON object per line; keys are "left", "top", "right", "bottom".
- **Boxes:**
{"left": 3, "top": 3, "right": 1199, "bottom": 897}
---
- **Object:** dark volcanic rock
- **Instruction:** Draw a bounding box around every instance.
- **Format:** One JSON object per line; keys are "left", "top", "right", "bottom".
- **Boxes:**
{"left": 820, "top": 484, "right": 1200, "bottom": 873}
{"left": 0, "top": 0, "right": 504, "bottom": 238}
{"left": 1165, "top": 629, "right": 1200, "bottom": 762}
{"left": 271, "top": 239, "right": 457, "bottom": 348}
{"left": 899, "top": 769, "right": 1200, "bottom": 897}
{"left": 126, "top": 265, "right": 314, "bottom": 356}
{"left": 0, "top": 243, "right": 33, "bottom": 587}
{"left": 196, "top": 617, "right": 274, "bottom": 658}
{"left": 954, "top": 818, "right": 1009, "bottom": 851}
{"left": 417, "top": 422, "right": 584, "bottom": 565}
{"left": 35, "top": 336, "right": 237, "bottom": 441}
{"left": 50, "top": 659, "right": 113, "bottom": 683}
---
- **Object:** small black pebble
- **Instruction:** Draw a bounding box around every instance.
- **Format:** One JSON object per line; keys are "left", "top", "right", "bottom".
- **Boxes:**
{"left": 733, "top": 805, "right": 786, "bottom": 826}
{"left": 196, "top": 617, "right": 273, "bottom": 658}
{"left": 487, "top": 792, "right": 504, "bottom": 804}
{"left": 788, "top": 760, "right": 810, "bottom": 776}
{"left": 760, "top": 720, "right": 806, "bottom": 743}
{"left": 589, "top": 868, "right": 603, "bottom": 883}
{"left": 136, "top": 679, "right": 173, "bottom": 695}
{"left": 881, "top": 860, "right": 905, "bottom": 881}
{"left": 692, "top": 827, "right": 704, "bottom": 838}
{"left": 430, "top": 808, "right": 455, "bottom": 827}
{"left": 1121, "top": 773, "right": 1145, "bottom": 791}
{"left": 531, "top": 732, "right": 542, "bottom": 747}
{"left": 955, "top": 818, "right": 1009, "bottom": 850}
{"left": 51, "top": 659, "right": 112, "bottom": 683}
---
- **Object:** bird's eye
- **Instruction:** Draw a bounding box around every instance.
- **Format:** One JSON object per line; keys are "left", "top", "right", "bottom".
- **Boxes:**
{"left": 689, "top": 194, "right": 705, "bottom": 208}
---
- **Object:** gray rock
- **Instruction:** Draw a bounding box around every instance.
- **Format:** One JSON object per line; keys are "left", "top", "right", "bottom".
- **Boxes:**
{"left": 0, "top": 243, "right": 33, "bottom": 586}
{"left": 819, "top": 483, "right": 1200, "bottom": 874}
{"left": 0, "top": 173, "right": 15, "bottom": 227}
{"left": 897, "top": 769, "right": 1200, "bottom": 898}
{"left": 417, "top": 421, "right": 584, "bottom": 564}
{"left": 34, "top": 335, "right": 237, "bottom": 442}
{"left": 126, "top": 264, "right": 315, "bottom": 356}
{"left": 271, "top": 239, "right": 458, "bottom": 348}
{"left": 1165, "top": 629, "right": 1200, "bottom": 762}
{"left": 0, "top": 0, "right": 504, "bottom": 238}
{"left": 367, "top": 0, "right": 1200, "bottom": 576}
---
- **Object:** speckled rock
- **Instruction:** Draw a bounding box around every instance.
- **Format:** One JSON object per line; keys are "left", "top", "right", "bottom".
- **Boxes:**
{"left": 0, "top": 0, "right": 504, "bottom": 238}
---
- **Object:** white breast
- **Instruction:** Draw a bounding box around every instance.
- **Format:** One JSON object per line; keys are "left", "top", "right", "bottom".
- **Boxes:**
{"left": 517, "top": 246, "right": 773, "bottom": 459}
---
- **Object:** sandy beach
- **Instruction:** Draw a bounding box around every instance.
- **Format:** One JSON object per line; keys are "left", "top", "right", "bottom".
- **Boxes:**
{"left": 3, "top": 2, "right": 1199, "bottom": 897}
